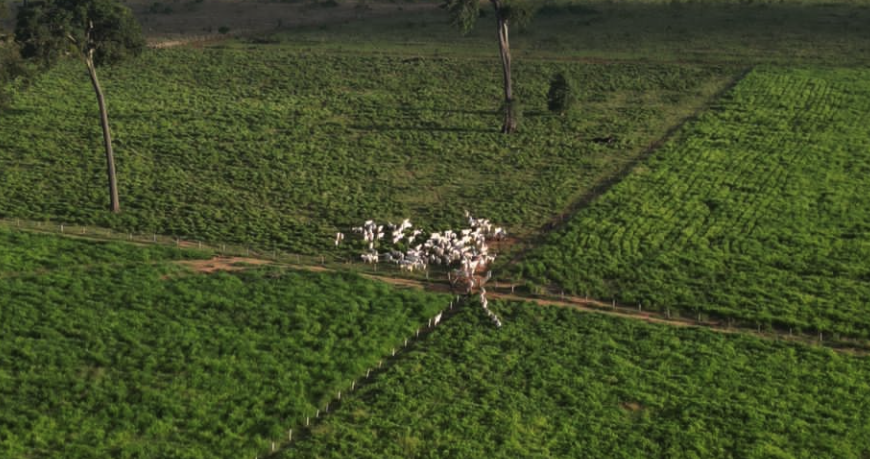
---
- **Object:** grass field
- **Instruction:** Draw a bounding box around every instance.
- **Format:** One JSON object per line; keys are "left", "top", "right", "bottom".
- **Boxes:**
{"left": 269, "top": 0, "right": 870, "bottom": 65}
{"left": 3, "top": 1, "right": 870, "bottom": 457}
{"left": 0, "top": 47, "right": 736, "bottom": 252}
{"left": 520, "top": 66, "right": 870, "bottom": 338}
{"left": 0, "top": 231, "right": 448, "bottom": 458}
{"left": 278, "top": 301, "right": 870, "bottom": 459}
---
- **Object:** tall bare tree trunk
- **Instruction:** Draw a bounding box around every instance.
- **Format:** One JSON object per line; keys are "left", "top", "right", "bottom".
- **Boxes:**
{"left": 85, "top": 54, "right": 120, "bottom": 213}
{"left": 493, "top": 1, "right": 516, "bottom": 134}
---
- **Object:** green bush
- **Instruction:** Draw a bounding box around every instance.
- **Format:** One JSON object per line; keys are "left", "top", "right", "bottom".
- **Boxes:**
{"left": 547, "top": 71, "right": 574, "bottom": 115}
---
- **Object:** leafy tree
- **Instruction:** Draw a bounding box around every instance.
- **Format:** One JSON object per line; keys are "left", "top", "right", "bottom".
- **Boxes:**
{"left": 15, "top": 0, "right": 144, "bottom": 213}
{"left": 547, "top": 71, "right": 574, "bottom": 115}
{"left": 444, "top": 0, "right": 535, "bottom": 133}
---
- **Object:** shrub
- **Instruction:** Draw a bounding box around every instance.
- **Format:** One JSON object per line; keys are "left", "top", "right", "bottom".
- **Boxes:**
{"left": 547, "top": 72, "right": 574, "bottom": 115}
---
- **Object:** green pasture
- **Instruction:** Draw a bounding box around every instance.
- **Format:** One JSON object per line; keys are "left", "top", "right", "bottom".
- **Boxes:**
{"left": 522, "top": 66, "right": 870, "bottom": 338}
{"left": 279, "top": 301, "right": 870, "bottom": 459}
{"left": 0, "top": 48, "right": 736, "bottom": 252}
{"left": 0, "top": 231, "right": 448, "bottom": 458}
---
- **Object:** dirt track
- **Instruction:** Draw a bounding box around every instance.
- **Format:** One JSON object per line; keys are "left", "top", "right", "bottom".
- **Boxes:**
{"left": 169, "top": 255, "right": 868, "bottom": 356}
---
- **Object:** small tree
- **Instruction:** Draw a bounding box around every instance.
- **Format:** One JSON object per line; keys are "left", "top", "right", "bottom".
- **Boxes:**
{"left": 547, "top": 72, "right": 573, "bottom": 116}
{"left": 444, "top": 0, "right": 535, "bottom": 134}
{"left": 16, "top": 0, "right": 144, "bottom": 213}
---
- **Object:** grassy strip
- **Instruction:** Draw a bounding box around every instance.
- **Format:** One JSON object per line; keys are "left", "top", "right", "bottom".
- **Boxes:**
{"left": 0, "top": 225, "right": 206, "bottom": 274}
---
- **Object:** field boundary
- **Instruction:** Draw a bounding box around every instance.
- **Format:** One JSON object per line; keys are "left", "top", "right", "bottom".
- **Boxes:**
{"left": 3, "top": 217, "right": 868, "bottom": 355}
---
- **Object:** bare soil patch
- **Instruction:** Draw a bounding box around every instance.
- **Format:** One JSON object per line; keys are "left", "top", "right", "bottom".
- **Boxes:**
{"left": 176, "top": 256, "right": 272, "bottom": 273}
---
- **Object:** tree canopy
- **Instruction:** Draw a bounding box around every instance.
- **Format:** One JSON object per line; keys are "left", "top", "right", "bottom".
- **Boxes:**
{"left": 444, "top": 0, "right": 536, "bottom": 34}
{"left": 15, "top": 0, "right": 144, "bottom": 68}
{"left": 443, "top": 0, "right": 537, "bottom": 133}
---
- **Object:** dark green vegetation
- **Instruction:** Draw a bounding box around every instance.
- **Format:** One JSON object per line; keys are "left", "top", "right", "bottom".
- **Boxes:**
{"left": 271, "top": 0, "right": 870, "bottom": 66}
{"left": 0, "top": 231, "right": 448, "bottom": 458}
{"left": 547, "top": 72, "right": 574, "bottom": 115}
{"left": 281, "top": 302, "right": 870, "bottom": 459}
{"left": 0, "top": 48, "right": 735, "bottom": 251}
{"left": 522, "top": 67, "right": 870, "bottom": 338}
{"left": 0, "top": 0, "right": 28, "bottom": 108}
{"left": 15, "top": 0, "right": 144, "bottom": 67}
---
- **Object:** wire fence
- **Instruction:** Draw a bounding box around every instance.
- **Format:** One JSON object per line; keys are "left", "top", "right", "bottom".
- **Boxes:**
{"left": 3, "top": 216, "right": 868, "bottom": 353}
{"left": 254, "top": 296, "right": 466, "bottom": 459}
{"left": 0, "top": 216, "right": 452, "bottom": 284}
{"left": 507, "top": 284, "right": 870, "bottom": 353}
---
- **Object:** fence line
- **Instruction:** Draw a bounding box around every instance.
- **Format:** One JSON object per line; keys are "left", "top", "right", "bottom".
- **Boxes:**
{"left": 3, "top": 217, "right": 868, "bottom": 351}
{"left": 498, "top": 285, "right": 870, "bottom": 353}
{"left": 255, "top": 296, "right": 466, "bottom": 459}
{"left": 0, "top": 216, "right": 449, "bottom": 283}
